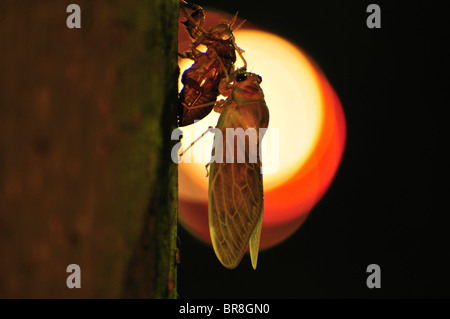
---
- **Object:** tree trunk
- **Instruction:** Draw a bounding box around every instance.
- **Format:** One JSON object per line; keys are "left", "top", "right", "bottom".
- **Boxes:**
{"left": 0, "top": 0, "right": 178, "bottom": 298}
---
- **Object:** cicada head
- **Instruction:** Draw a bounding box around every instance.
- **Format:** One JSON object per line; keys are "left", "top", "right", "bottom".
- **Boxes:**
{"left": 230, "top": 71, "right": 264, "bottom": 103}
{"left": 201, "top": 23, "right": 237, "bottom": 63}
{"left": 207, "top": 23, "right": 234, "bottom": 41}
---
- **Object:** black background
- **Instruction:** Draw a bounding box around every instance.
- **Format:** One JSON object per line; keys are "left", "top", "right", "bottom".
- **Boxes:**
{"left": 177, "top": 0, "right": 443, "bottom": 298}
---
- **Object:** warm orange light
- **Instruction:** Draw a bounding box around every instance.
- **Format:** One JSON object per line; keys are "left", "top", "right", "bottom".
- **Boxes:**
{"left": 177, "top": 15, "right": 346, "bottom": 250}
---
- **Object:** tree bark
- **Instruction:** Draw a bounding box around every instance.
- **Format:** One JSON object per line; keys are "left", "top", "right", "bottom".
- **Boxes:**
{"left": 0, "top": 0, "right": 178, "bottom": 298}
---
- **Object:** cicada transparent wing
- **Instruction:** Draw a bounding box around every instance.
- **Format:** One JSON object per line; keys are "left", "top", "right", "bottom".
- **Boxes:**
{"left": 208, "top": 160, "right": 264, "bottom": 269}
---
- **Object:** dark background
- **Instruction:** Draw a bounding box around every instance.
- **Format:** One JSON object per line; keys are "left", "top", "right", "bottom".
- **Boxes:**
{"left": 177, "top": 0, "right": 443, "bottom": 298}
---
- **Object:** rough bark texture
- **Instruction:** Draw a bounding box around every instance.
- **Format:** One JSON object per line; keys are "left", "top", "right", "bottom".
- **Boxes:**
{"left": 0, "top": 0, "right": 178, "bottom": 298}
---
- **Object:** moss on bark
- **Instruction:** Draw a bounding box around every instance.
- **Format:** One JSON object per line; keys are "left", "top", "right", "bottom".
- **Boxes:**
{"left": 0, "top": 0, "right": 178, "bottom": 298}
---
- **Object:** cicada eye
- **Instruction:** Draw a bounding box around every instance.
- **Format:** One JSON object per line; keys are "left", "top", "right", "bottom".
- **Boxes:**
{"left": 236, "top": 73, "right": 248, "bottom": 82}
{"left": 256, "top": 75, "right": 262, "bottom": 83}
{"left": 221, "top": 33, "right": 231, "bottom": 40}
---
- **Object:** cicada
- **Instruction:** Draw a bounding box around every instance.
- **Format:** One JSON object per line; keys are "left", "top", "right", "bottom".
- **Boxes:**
{"left": 208, "top": 69, "right": 269, "bottom": 269}
{"left": 178, "top": 0, "right": 246, "bottom": 127}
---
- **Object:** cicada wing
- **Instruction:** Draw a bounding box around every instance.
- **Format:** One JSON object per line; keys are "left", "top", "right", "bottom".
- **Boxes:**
{"left": 249, "top": 207, "right": 263, "bottom": 269}
{"left": 208, "top": 161, "right": 264, "bottom": 269}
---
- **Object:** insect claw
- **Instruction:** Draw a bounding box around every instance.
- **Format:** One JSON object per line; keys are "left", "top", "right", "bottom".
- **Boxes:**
{"left": 205, "top": 163, "right": 211, "bottom": 177}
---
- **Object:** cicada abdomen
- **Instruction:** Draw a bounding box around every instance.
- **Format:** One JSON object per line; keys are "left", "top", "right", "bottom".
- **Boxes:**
{"left": 208, "top": 70, "right": 269, "bottom": 269}
{"left": 178, "top": 0, "right": 246, "bottom": 127}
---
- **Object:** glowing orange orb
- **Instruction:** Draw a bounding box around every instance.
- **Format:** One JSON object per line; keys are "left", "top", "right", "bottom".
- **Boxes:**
{"left": 177, "top": 13, "right": 346, "bottom": 250}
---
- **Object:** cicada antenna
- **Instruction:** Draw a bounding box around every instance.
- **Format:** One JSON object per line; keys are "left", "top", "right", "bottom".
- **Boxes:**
{"left": 229, "top": 11, "right": 239, "bottom": 29}
{"left": 231, "top": 16, "right": 246, "bottom": 33}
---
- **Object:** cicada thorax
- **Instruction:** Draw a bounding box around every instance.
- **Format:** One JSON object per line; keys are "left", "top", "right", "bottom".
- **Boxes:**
{"left": 213, "top": 71, "right": 268, "bottom": 169}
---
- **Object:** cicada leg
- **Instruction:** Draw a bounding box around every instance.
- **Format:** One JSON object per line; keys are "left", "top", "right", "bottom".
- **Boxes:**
{"left": 178, "top": 46, "right": 204, "bottom": 61}
{"left": 218, "top": 66, "right": 248, "bottom": 98}
{"left": 204, "top": 163, "right": 211, "bottom": 177}
{"left": 213, "top": 98, "right": 231, "bottom": 114}
{"left": 177, "top": 52, "right": 190, "bottom": 59}
{"left": 233, "top": 40, "right": 247, "bottom": 70}
{"left": 227, "top": 12, "right": 247, "bottom": 69}
{"left": 217, "top": 76, "right": 232, "bottom": 97}
{"left": 215, "top": 50, "right": 232, "bottom": 84}
{"left": 178, "top": 126, "right": 215, "bottom": 158}
{"left": 203, "top": 47, "right": 233, "bottom": 85}
{"left": 183, "top": 100, "right": 216, "bottom": 110}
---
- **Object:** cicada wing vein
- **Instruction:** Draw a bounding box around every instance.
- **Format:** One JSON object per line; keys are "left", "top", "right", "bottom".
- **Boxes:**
{"left": 249, "top": 207, "right": 263, "bottom": 270}
{"left": 208, "top": 161, "right": 263, "bottom": 269}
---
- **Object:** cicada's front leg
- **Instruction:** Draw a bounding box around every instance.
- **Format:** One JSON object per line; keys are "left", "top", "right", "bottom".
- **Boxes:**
{"left": 179, "top": 45, "right": 205, "bottom": 61}
{"left": 217, "top": 74, "right": 233, "bottom": 97}
{"left": 205, "top": 163, "right": 211, "bottom": 177}
{"left": 213, "top": 98, "right": 232, "bottom": 114}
